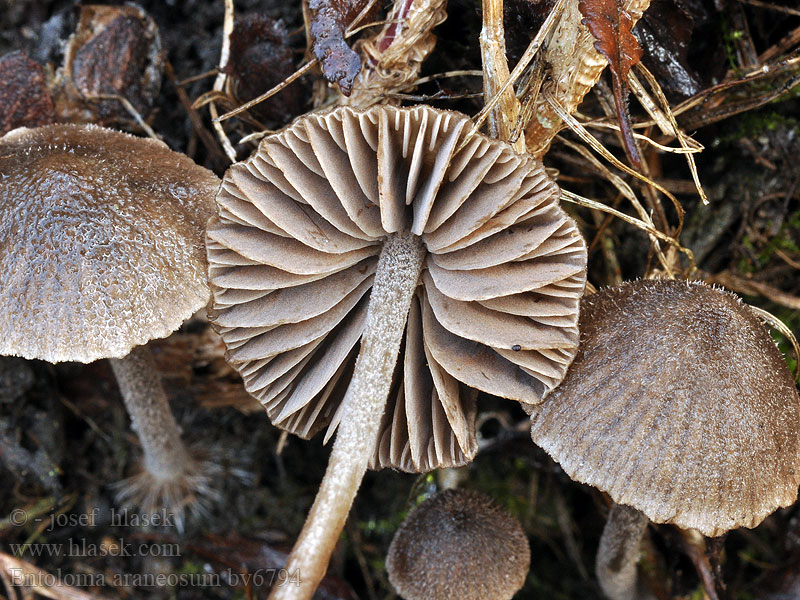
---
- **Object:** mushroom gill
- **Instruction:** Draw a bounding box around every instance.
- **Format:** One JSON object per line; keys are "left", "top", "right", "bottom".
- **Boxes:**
{"left": 206, "top": 104, "right": 587, "bottom": 599}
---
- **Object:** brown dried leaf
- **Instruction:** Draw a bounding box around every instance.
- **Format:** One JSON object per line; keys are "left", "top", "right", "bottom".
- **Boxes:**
{"left": 54, "top": 4, "right": 163, "bottom": 125}
{"left": 309, "top": 0, "right": 370, "bottom": 96}
{"left": 0, "top": 51, "right": 55, "bottom": 135}
{"left": 223, "top": 14, "right": 308, "bottom": 122}
{"left": 579, "top": 0, "right": 643, "bottom": 166}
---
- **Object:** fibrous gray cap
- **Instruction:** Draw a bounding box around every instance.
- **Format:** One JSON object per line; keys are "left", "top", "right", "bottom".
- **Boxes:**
{"left": 530, "top": 278, "right": 800, "bottom": 536}
{"left": 386, "top": 489, "right": 530, "bottom": 600}
{"left": 0, "top": 124, "right": 220, "bottom": 363}
{"left": 206, "top": 104, "right": 587, "bottom": 473}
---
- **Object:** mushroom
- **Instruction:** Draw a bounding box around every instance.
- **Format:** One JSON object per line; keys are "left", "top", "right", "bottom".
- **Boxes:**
{"left": 386, "top": 488, "right": 530, "bottom": 600}
{"left": 206, "top": 104, "right": 587, "bottom": 598}
{"left": 529, "top": 278, "right": 800, "bottom": 600}
{"left": 0, "top": 123, "right": 221, "bottom": 527}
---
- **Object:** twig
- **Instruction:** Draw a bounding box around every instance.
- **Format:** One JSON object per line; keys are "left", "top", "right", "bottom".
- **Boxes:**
{"left": 759, "top": 23, "right": 800, "bottom": 64}
{"left": 177, "top": 68, "right": 219, "bottom": 86}
{"left": 407, "top": 69, "right": 483, "bottom": 86}
{"left": 561, "top": 189, "right": 696, "bottom": 271}
{"left": 164, "top": 61, "right": 228, "bottom": 171}
{"left": 479, "top": 0, "right": 523, "bottom": 149}
{"left": 210, "top": 0, "right": 237, "bottom": 163}
{"left": 673, "top": 54, "right": 800, "bottom": 130}
{"left": 465, "top": 0, "right": 567, "bottom": 148}
{"left": 219, "top": 0, "right": 383, "bottom": 121}
{"left": 215, "top": 60, "right": 318, "bottom": 122}
{"left": 678, "top": 529, "right": 721, "bottom": 600}
{"left": 89, "top": 94, "right": 159, "bottom": 140}
{"left": 737, "top": 0, "right": 800, "bottom": 16}
{"left": 344, "top": 0, "right": 384, "bottom": 35}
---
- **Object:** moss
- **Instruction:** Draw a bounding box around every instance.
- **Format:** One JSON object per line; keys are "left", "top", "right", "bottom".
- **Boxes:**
{"left": 721, "top": 111, "right": 799, "bottom": 145}
{"left": 736, "top": 208, "right": 800, "bottom": 274}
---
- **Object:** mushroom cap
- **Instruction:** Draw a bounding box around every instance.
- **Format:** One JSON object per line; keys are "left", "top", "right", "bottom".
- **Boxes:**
{"left": 0, "top": 124, "right": 220, "bottom": 363}
{"left": 386, "top": 489, "right": 530, "bottom": 600}
{"left": 206, "top": 104, "right": 587, "bottom": 472}
{"left": 530, "top": 278, "right": 800, "bottom": 536}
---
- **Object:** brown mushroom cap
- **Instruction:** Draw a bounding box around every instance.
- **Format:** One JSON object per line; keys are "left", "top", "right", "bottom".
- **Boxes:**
{"left": 386, "top": 489, "right": 530, "bottom": 600}
{"left": 530, "top": 278, "right": 800, "bottom": 536}
{"left": 206, "top": 104, "right": 587, "bottom": 472}
{"left": 0, "top": 124, "right": 220, "bottom": 363}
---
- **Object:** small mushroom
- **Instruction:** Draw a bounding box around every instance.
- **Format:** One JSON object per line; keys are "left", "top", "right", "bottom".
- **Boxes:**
{"left": 0, "top": 123, "right": 221, "bottom": 527}
{"left": 386, "top": 489, "right": 530, "bottom": 600}
{"left": 206, "top": 104, "right": 587, "bottom": 598}
{"left": 529, "top": 278, "right": 800, "bottom": 600}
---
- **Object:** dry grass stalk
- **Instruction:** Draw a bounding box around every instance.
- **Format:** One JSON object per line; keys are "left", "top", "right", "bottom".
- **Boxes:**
{"left": 467, "top": 0, "right": 566, "bottom": 149}
{"left": 630, "top": 64, "right": 707, "bottom": 204}
{"left": 209, "top": 0, "right": 237, "bottom": 162}
{"left": 343, "top": 0, "right": 448, "bottom": 108}
{"left": 0, "top": 553, "right": 109, "bottom": 600}
{"left": 671, "top": 53, "right": 800, "bottom": 130}
{"left": 560, "top": 189, "right": 695, "bottom": 272}
{"left": 523, "top": 0, "right": 651, "bottom": 158}
{"left": 479, "top": 0, "right": 523, "bottom": 150}
{"left": 546, "top": 92, "right": 692, "bottom": 275}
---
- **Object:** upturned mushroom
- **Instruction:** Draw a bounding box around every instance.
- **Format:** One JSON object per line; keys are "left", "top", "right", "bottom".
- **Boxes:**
{"left": 206, "top": 104, "right": 587, "bottom": 598}
{"left": 386, "top": 488, "right": 530, "bottom": 600}
{"left": 0, "top": 123, "right": 221, "bottom": 527}
{"left": 529, "top": 278, "right": 800, "bottom": 600}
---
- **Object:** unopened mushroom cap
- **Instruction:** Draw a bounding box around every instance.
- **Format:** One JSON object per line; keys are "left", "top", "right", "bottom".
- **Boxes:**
{"left": 386, "top": 489, "right": 530, "bottom": 600}
{"left": 206, "top": 104, "right": 587, "bottom": 472}
{"left": 530, "top": 278, "right": 800, "bottom": 536}
{"left": 0, "top": 124, "right": 220, "bottom": 363}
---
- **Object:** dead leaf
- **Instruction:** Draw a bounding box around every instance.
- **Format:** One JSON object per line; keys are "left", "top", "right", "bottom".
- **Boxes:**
{"left": 0, "top": 52, "right": 55, "bottom": 135}
{"left": 223, "top": 13, "right": 308, "bottom": 122}
{"left": 579, "top": 0, "right": 643, "bottom": 167}
{"left": 54, "top": 4, "right": 163, "bottom": 126}
{"left": 309, "top": 0, "right": 370, "bottom": 95}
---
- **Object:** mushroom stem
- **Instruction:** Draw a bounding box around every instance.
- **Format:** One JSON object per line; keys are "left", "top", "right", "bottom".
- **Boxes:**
{"left": 596, "top": 503, "right": 653, "bottom": 600}
{"left": 270, "top": 231, "right": 426, "bottom": 600}
{"left": 109, "top": 345, "right": 191, "bottom": 481}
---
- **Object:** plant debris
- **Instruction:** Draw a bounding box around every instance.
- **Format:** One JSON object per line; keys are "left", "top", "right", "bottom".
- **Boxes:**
{"left": 0, "top": 51, "right": 55, "bottom": 135}
{"left": 308, "top": 0, "right": 371, "bottom": 95}
{"left": 578, "top": 0, "right": 643, "bottom": 166}
{"left": 54, "top": 4, "right": 164, "bottom": 126}
{"left": 223, "top": 13, "right": 307, "bottom": 123}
